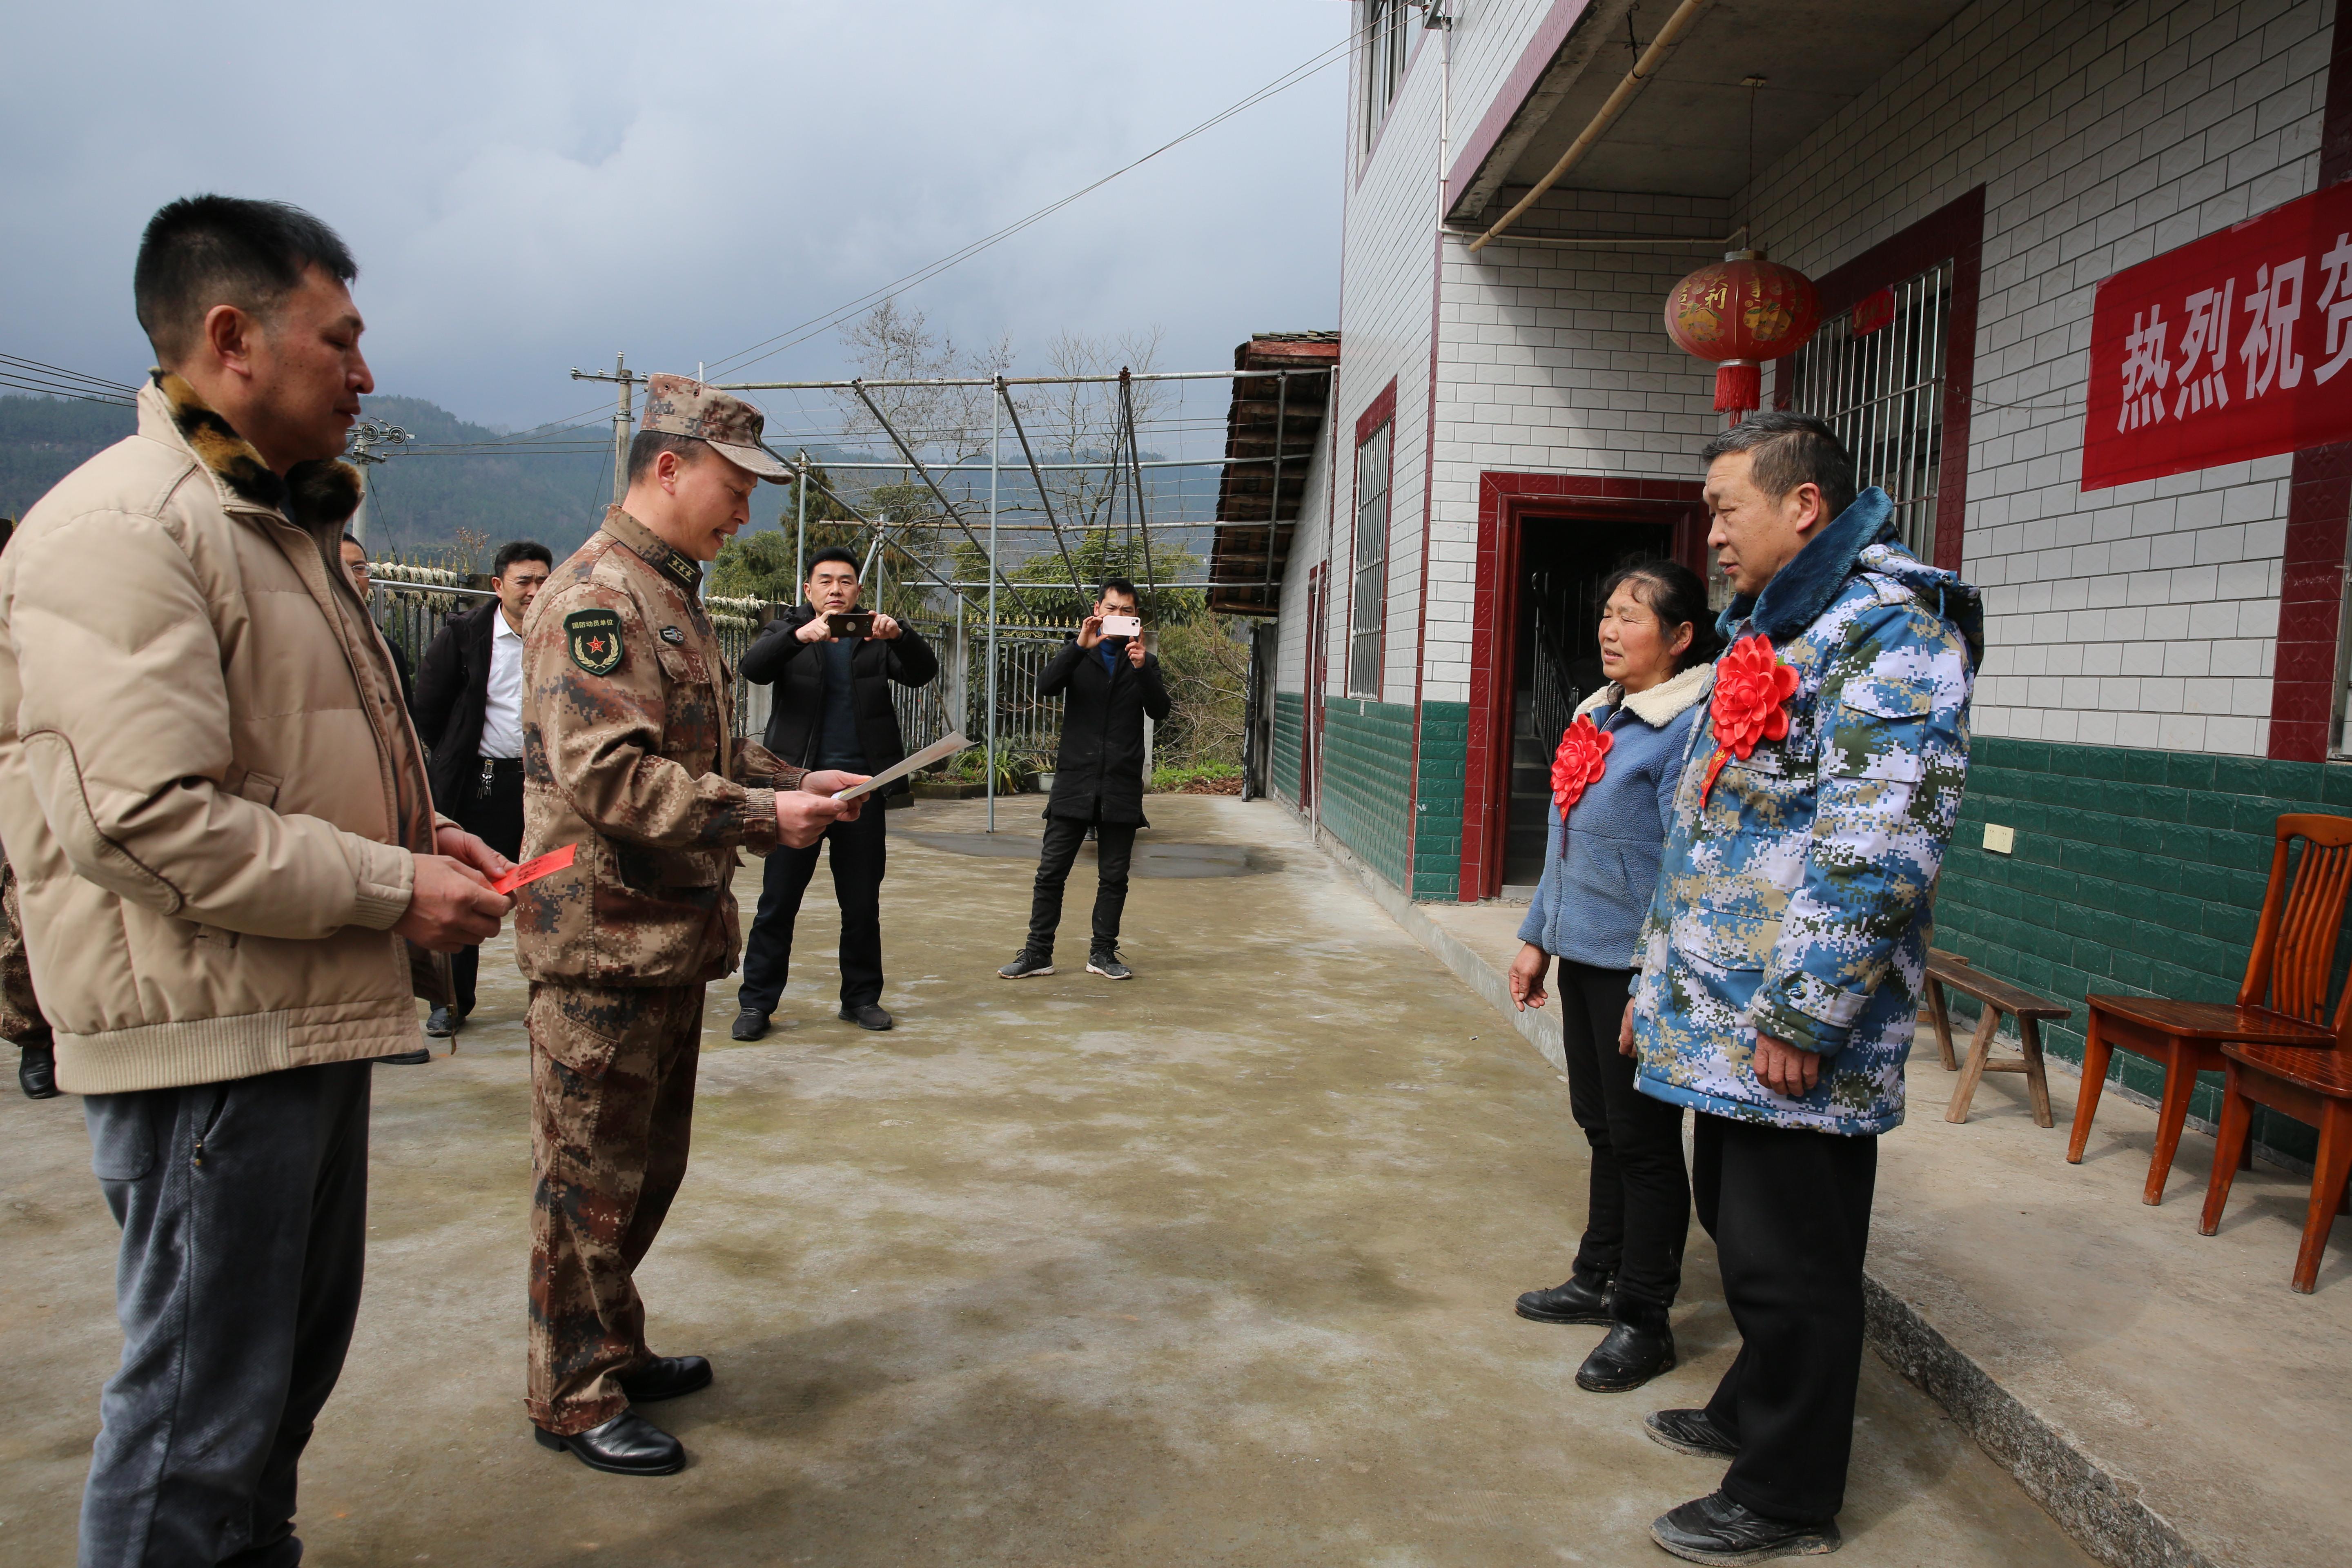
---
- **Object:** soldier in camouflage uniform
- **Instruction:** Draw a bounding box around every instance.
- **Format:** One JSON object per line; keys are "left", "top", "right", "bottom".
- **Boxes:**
{"left": 1628, "top": 414, "right": 1980, "bottom": 1565}
{"left": 517, "top": 375, "right": 867, "bottom": 1477}
{"left": 3, "top": 853, "right": 56, "bottom": 1098}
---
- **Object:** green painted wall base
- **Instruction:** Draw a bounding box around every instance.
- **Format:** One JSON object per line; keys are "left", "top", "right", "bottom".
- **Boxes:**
{"left": 1267, "top": 693, "right": 1470, "bottom": 901}
{"left": 1413, "top": 702, "right": 1469, "bottom": 901}
{"left": 1320, "top": 698, "right": 1416, "bottom": 887}
{"left": 1938, "top": 735, "right": 2352, "bottom": 1167}
{"left": 1271, "top": 691, "right": 1303, "bottom": 806}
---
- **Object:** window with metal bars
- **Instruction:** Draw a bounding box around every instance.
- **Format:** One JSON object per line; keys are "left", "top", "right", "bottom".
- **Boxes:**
{"left": 1783, "top": 260, "right": 1953, "bottom": 564}
{"left": 1349, "top": 421, "right": 1391, "bottom": 698}
{"left": 1361, "top": 0, "right": 1410, "bottom": 151}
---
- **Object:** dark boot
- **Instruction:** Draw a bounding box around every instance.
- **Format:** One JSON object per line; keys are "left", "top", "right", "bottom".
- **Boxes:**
{"left": 1576, "top": 1292, "right": 1676, "bottom": 1391}
{"left": 1514, "top": 1269, "right": 1613, "bottom": 1325}
{"left": 17, "top": 1040, "right": 58, "bottom": 1100}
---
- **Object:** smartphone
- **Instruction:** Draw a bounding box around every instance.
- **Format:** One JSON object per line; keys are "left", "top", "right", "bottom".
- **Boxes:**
{"left": 1100, "top": 614, "right": 1142, "bottom": 639}
{"left": 827, "top": 610, "right": 875, "bottom": 639}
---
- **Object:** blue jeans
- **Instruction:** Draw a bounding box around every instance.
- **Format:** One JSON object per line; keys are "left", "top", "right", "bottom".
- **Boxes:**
{"left": 78, "top": 1061, "right": 371, "bottom": 1568}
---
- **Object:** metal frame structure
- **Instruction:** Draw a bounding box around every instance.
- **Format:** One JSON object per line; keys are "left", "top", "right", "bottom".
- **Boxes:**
{"left": 697, "top": 366, "right": 1332, "bottom": 829}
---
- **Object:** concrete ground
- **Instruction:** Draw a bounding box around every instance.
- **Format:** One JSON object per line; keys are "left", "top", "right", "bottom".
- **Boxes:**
{"left": 2, "top": 797, "right": 2094, "bottom": 1568}
{"left": 1421, "top": 891, "right": 2352, "bottom": 1568}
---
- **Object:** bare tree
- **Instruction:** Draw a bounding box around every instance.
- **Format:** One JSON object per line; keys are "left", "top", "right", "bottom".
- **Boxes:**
{"left": 835, "top": 301, "right": 1013, "bottom": 609}
{"left": 838, "top": 299, "right": 1009, "bottom": 467}
{"left": 1010, "top": 327, "right": 1168, "bottom": 590}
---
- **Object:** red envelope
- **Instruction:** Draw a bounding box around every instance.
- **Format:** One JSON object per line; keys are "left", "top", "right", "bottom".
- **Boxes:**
{"left": 490, "top": 842, "right": 576, "bottom": 895}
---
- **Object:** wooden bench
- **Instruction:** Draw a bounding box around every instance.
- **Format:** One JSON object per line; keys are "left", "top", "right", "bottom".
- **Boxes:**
{"left": 1921, "top": 949, "right": 2071, "bottom": 1127}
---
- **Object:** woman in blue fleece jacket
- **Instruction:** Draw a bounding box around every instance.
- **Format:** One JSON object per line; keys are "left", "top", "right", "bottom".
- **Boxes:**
{"left": 1506, "top": 560, "right": 1716, "bottom": 1393}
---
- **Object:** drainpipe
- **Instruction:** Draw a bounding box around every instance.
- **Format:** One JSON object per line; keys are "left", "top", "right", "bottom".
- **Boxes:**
{"left": 1466, "top": 0, "right": 1712, "bottom": 253}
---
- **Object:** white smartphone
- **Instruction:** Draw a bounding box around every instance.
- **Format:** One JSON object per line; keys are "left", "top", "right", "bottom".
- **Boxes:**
{"left": 1100, "top": 614, "right": 1142, "bottom": 639}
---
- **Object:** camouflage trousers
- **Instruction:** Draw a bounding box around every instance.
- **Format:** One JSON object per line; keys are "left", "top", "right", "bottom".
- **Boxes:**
{"left": 526, "top": 980, "right": 704, "bottom": 1434}
{"left": 1, "top": 857, "right": 50, "bottom": 1049}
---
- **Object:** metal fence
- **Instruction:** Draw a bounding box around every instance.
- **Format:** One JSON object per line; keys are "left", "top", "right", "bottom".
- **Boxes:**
{"left": 1783, "top": 259, "right": 1953, "bottom": 563}
{"left": 373, "top": 577, "right": 1080, "bottom": 782}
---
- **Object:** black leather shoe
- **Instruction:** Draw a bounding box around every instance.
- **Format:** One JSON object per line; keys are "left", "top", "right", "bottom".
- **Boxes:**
{"left": 619, "top": 1354, "right": 712, "bottom": 1403}
{"left": 1577, "top": 1294, "right": 1676, "bottom": 1392}
{"left": 18, "top": 1041, "right": 58, "bottom": 1100}
{"left": 731, "top": 1009, "right": 770, "bottom": 1041}
{"left": 533, "top": 1410, "right": 686, "bottom": 1476}
{"left": 1514, "top": 1271, "right": 1613, "bottom": 1325}
{"left": 840, "top": 1003, "right": 893, "bottom": 1031}
{"left": 1649, "top": 1492, "right": 1839, "bottom": 1564}
{"left": 423, "top": 1006, "right": 457, "bottom": 1038}
{"left": 1646, "top": 1407, "right": 1739, "bottom": 1459}
{"left": 376, "top": 1048, "right": 433, "bottom": 1066}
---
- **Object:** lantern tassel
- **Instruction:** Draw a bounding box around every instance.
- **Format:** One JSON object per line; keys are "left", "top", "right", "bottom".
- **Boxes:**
{"left": 1714, "top": 361, "right": 1762, "bottom": 412}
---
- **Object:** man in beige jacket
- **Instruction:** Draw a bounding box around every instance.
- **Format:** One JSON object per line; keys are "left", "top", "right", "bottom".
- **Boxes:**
{"left": 0, "top": 196, "right": 511, "bottom": 1568}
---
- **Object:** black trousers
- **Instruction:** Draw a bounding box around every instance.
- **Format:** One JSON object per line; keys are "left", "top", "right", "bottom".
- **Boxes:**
{"left": 1695, "top": 1111, "right": 1878, "bottom": 1523}
{"left": 738, "top": 802, "right": 887, "bottom": 1011}
{"left": 78, "top": 1061, "right": 371, "bottom": 1568}
{"left": 450, "top": 760, "right": 525, "bottom": 1017}
{"left": 1556, "top": 959, "right": 1689, "bottom": 1306}
{"left": 1025, "top": 814, "right": 1137, "bottom": 956}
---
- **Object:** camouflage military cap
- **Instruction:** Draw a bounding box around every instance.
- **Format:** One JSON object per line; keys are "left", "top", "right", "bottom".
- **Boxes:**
{"left": 638, "top": 374, "right": 791, "bottom": 482}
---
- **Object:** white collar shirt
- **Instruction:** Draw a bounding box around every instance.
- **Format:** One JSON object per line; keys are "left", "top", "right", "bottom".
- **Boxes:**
{"left": 481, "top": 611, "right": 526, "bottom": 759}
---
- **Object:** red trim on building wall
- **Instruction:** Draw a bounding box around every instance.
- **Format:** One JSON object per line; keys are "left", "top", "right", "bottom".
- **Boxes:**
{"left": 1460, "top": 472, "right": 1708, "bottom": 901}
{"left": 1350, "top": 388, "right": 1400, "bottom": 700}
{"left": 2268, "top": 2, "right": 2352, "bottom": 762}
{"left": 1442, "top": 0, "right": 1596, "bottom": 216}
{"left": 1779, "top": 186, "right": 1984, "bottom": 576}
{"left": 1356, "top": 378, "right": 1401, "bottom": 446}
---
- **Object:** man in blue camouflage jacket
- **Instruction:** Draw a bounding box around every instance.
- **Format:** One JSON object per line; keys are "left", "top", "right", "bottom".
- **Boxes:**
{"left": 1628, "top": 414, "right": 1980, "bottom": 1564}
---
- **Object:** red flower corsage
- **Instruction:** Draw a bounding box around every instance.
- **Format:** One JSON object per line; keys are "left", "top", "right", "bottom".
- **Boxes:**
{"left": 1551, "top": 713, "right": 1613, "bottom": 823}
{"left": 1699, "top": 635, "right": 1798, "bottom": 806}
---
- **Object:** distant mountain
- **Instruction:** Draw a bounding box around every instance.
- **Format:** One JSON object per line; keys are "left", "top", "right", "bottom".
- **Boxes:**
{"left": 1, "top": 392, "right": 1214, "bottom": 572}
{"left": 0, "top": 392, "right": 621, "bottom": 560}
{"left": 0, "top": 395, "right": 136, "bottom": 520}
{"left": 350, "top": 395, "right": 612, "bottom": 560}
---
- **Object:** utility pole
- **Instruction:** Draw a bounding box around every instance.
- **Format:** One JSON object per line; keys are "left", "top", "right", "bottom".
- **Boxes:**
{"left": 569, "top": 352, "right": 641, "bottom": 506}
{"left": 343, "top": 419, "right": 412, "bottom": 547}
{"left": 794, "top": 451, "right": 809, "bottom": 593}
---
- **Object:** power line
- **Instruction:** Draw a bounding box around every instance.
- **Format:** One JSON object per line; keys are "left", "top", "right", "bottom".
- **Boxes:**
{"left": 0, "top": 353, "right": 139, "bottom": 406}
{"left": 698, "top": 32, "right": 1354, "bottom": 381}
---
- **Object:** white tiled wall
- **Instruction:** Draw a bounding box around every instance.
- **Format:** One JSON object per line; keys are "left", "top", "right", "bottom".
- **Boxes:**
{"left": 1281, "top": 0, "right": 2339, "bottom": 765}
{"left": 1748, "top": 0, "right": 2330, "bottom": 756}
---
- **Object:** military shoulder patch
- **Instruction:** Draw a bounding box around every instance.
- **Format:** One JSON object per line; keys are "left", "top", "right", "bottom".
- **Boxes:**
{"left": 565, "top": 608, "right": 626, "bottom": 675}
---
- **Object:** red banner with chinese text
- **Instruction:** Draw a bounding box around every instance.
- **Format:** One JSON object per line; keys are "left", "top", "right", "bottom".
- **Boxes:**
{"left": 2083, "top": 182, "right": 2352, "bottom": 489}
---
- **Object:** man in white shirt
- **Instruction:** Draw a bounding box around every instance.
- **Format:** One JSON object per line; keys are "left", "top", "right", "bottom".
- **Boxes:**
{"left": 410, "top": 539, "right": 553, "bottom": 1035}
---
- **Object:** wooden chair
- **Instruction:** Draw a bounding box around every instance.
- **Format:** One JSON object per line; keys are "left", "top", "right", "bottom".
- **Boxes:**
{"left": 2200, "top": 1037, "right": 2352, "bottom": 1292}
{"left": 2069, "top": 813, "right": 2352, "bottom": 1205}
{"left": 1921, "top": 951, "right": 2069, "bottom": 1126}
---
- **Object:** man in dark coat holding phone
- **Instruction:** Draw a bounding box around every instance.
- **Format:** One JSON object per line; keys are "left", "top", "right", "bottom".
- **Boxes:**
{"left": 1000, "top": 576, "right": 1170, "bottom": 983}
{"left": 732, "top": 546, "right": 938, "bottom": 1036}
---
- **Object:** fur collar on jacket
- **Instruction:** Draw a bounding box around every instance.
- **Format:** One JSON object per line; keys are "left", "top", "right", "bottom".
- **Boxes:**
{"left": 1717, "top": 485, "right": 1985, "bottom": 667}
{"left": 153, "top": 370, "right": 363, "bottom": 530}
{"left": 1572, "top": 660, "right": 1711, "bottom": 725}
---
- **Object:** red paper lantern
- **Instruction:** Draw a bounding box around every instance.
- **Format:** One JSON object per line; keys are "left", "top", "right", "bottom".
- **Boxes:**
{"left": 1664, "top": 250, "right": 1823, "bottom": 414}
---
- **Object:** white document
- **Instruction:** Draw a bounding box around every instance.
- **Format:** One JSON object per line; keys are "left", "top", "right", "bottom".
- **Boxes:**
{"left": 828, "top": 731, "right": 972, "bottom": 802}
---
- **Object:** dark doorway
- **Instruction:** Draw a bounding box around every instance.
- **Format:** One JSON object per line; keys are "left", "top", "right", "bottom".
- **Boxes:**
{"left": 1502, "top": 517, "right": 1673, "bottom": 891}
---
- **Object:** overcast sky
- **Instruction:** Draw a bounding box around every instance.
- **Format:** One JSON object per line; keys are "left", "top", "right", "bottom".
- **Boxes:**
{"left": 2, "top": 1, "right": 1347, "bottom": 433}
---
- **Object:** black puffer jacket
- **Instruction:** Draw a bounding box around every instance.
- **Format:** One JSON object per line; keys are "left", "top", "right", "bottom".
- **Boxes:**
{"left": 1039, "top": 636, "right": 1169, "bottom": 825}
{"left": 739, "top": 604, "right": 939, "bottom": 796}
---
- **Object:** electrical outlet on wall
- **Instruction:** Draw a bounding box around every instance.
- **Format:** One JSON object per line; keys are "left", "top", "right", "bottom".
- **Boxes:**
{"left": 1982, "top": 823, "right": 2016, "bottom": 855}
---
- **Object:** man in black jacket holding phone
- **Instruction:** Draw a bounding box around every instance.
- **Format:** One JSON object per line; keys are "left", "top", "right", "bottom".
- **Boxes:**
{"left": 733, "top": 546, "right": 938, "bottom": 1036}
{"left": 1000, "top": 577, "right": 1170, "bottom": 983}
{"left": 409, "top": 538, "right": 553, "bottom": 1036}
